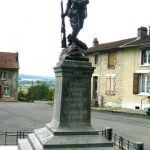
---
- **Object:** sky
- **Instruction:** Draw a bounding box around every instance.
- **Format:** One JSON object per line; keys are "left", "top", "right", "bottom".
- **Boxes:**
{"left": 0, "top": 0, "right": 150, "bottom": 77}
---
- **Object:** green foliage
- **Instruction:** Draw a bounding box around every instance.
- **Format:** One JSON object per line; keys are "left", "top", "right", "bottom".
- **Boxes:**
{"left": 47, "top": 100, "right": 54, "bottom": 106}
{"left": 18, "top": 83, "right": 55, "bottom": 102}
{"left": 47, "top": 88, "right": 55, "bottom": 101}
{"left": 26, "top": 84, "right": 49, "bottom": 101}
{"left": 18, "top": 91, "right": 27, "bottom": 102}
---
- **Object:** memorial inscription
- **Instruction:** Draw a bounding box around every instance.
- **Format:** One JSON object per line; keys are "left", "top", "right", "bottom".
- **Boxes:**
{"left": 62, "top": 77, "right": 89, "bottom": 123}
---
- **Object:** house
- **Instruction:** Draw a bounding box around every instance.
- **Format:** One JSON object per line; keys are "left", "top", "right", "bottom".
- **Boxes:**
{"left": 86, "top": 27, "right": 150, "bottom": 109}
{"left": 0, "top": 52, "right": 19, "bottom": 102}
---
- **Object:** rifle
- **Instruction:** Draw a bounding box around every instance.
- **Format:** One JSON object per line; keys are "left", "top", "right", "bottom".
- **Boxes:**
{"left": 61, "top": 0, "right": 67, "bottom": 48}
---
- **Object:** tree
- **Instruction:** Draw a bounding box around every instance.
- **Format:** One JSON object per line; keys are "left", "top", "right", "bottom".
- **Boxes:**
{"left": 26, "top": 83, "right": 50, "bottom": 101}
{"left": 47, "top": 88, "right": 55, "bottom": 101}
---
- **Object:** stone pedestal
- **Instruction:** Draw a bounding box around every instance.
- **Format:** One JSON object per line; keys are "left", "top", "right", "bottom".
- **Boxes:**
{"left": 18, "top": 60, "right": 114, "bottom": 150}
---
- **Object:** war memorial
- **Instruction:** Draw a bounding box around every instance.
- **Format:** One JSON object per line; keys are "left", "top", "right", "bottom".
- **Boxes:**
{"left": 18, "top": 0, "right": 115, "bottom": 149}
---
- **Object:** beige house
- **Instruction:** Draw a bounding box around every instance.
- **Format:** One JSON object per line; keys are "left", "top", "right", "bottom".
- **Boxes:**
{"left": 86, "top": 27, "right": 150, "bottom": 109}
{"left": 0, "top": 52, "right": 19, "bottom": 102}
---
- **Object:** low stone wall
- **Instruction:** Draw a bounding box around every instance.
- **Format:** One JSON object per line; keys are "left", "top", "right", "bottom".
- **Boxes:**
{"left": 0, "top": 98, "right": 17, "bottom": 102}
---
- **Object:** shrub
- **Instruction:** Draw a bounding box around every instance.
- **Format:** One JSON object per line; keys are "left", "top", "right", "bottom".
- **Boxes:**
{"left": 18, "top": 83, "right": 55, "bottom": 102}
{"left": 18, "top": 91, "right": 27, "bottom": 102}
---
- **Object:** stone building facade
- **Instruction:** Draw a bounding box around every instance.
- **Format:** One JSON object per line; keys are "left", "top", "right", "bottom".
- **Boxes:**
{"left": 0, "top": 52, "right": 19, "bottom": 101}
{"left": 86, "top": 27, "right": 150, "bottom": 109}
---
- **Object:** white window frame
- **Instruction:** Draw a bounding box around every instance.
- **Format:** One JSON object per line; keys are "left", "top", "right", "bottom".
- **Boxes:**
{"left": 0, "top": 71, "right": 7, "bottom": 80}
{"left": 139, "top": 73, "right": 150, "bottom": 96}
{"left": 141, "top": 49, "right": 150, "bottom": 66}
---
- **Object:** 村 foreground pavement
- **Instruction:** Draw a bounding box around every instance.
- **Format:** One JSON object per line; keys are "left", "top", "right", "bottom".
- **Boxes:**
{"left": 0, "top": 146, "right": 17, "bottom": 150}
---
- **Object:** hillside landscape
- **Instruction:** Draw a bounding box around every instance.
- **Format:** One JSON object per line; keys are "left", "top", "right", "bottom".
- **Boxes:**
{"left": 18, "top": 74, "right": 55, "bottom": 88}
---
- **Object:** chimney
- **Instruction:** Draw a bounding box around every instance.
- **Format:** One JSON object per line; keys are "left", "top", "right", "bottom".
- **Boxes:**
{"left": 137, "top": 27, "right": 147, "bottom": 39}
{"left": 93, "top": 38, "right": 99, "bottom": 47}
{"left": 16, "top": 52, "right": 19, "bottom": 62}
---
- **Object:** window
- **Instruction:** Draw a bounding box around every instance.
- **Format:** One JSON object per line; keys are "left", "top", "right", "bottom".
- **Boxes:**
{"left": 140, "top": 74, "right": 150, "bottom": 94}
{"left": 0, "top": 72, "right": 6, "bottom": 80}
{"left": 133, "top": 73, "right": 150, "bottom": 95}
{"left": 141, "top": 49, "right": 150, "bottom": 65}
{"left": 106, "top": 75, "right": 116, "bottom": 95}
{"left": 108, "top": 51, "right": 116, "bottom": 68}
{"left": 3, "top": 87, "right": 10, "bottom": 97}
{"left": 94, "top": 54, "right": 98, "bottom": 65}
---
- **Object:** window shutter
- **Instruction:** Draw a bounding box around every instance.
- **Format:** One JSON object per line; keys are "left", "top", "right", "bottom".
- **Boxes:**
{"left": 133, "top": 73, "right": 139, "bottom": 94}
{"left": 106, "top": 76, "right": 115, "bottom": 95}
{"left": 108, "top": 51, "right": 116, "bottom": 68}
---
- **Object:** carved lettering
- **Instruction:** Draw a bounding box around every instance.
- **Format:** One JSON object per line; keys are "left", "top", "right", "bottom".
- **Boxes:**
{"left": 63, "top": 78, "right": 89, "bottom": 123}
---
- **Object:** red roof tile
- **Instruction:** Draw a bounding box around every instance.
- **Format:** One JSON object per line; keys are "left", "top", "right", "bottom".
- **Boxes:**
{"left": 0, "top": 52, "right": 19, "bottom": 69}
{"left": 86, "top": 38, "right": 136, "bottom": 53}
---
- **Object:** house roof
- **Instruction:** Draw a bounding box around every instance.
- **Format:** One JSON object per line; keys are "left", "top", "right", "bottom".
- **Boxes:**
{"left": 120, "top": 36, "right": 150, "bottom": 48}
{"left": 86, "top": 37, "right": 136, "bottom": 54}
{"left": 0, "top": 52, "right": 19, "bottom": 69}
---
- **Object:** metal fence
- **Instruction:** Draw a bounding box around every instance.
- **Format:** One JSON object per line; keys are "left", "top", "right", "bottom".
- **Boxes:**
{"left": 112, "top": 134, "right": 135, "bottom": 150}
{"left": 0, "top": 131, "right": 32, "bottom": 145}
{"left": 0, "top": 130, "right": 144, "bottom": 150}
{"left": 99, "top": 129, "right": 144, "bottom": 150}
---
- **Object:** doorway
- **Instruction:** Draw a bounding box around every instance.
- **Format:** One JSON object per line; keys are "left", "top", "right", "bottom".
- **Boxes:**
{"left": 93, "top": 76, "right": 98, "bottom": 99}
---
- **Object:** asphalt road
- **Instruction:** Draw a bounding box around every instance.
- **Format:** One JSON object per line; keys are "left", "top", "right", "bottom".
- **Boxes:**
{"left": 0, "top": 102, "right": 149, "bottom": 149}
{"left": 91, "top": 111, "right": 150, "bottom": 150}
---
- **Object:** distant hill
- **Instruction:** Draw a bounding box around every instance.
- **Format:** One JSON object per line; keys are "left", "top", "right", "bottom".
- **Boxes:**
{"left": 19, "top": 74, "right": 55, "bottom": 81}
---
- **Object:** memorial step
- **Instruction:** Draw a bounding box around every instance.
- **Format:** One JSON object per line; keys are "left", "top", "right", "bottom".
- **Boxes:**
{"left": 28, "top": 133, "right": 43, "bottom": 150}
{"left": 18, "top": 139, "right": 32, "bottom": 150}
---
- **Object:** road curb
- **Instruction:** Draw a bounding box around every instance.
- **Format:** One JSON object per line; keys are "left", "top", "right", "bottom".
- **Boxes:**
{"left": 91, "top": 108, "right": 149, "bottom": 118}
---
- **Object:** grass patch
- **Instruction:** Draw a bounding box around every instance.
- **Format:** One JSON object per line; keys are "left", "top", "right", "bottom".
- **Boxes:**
{"left": 47, "top": 101, "right": 53, "bottom": 106}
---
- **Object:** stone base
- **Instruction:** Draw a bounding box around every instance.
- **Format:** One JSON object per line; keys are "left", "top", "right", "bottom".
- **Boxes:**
{"left": 18, "top": 59, "right": 115, "bottom": 149}
{"left": 18, "top": 125, "right": 114, "bottom": 150}
{"left": 59, "top": 46, "right": 89, "bottom": 62}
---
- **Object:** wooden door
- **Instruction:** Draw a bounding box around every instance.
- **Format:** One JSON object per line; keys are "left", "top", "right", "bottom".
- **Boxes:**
{"left": 93, "top": 76, "right": 98, "bottom": 99}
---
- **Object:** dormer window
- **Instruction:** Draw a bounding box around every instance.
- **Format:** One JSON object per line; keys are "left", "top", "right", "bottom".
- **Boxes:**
{"left": 141, "top": 49, "right": 150, "bottom": 65}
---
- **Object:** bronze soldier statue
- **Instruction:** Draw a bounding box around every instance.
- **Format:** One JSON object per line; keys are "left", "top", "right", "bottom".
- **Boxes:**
{"left": 63, "top": 0, "right": 89, "bottom": 50}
